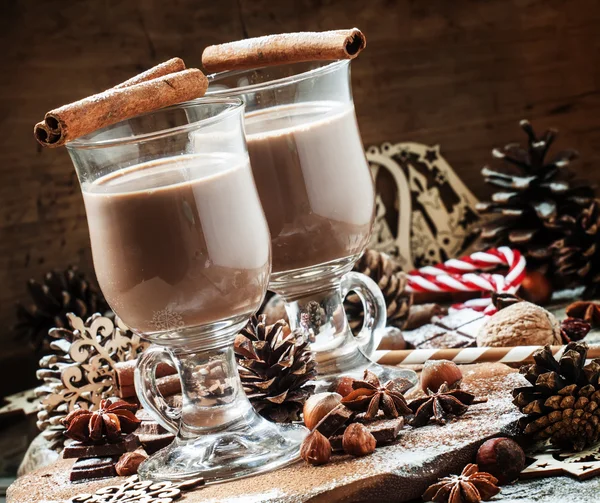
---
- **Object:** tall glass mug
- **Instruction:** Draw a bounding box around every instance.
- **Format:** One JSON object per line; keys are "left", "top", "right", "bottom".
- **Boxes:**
{"left": 207, "top": 61, "right": 417, "bottom": 388}
{"left": 66, "top": 99, "right": 306, "bottom": 483}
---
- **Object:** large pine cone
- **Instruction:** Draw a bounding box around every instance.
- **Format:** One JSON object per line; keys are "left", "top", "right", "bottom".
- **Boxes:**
{"left": 234, "top": 315, "right": 316, "bottom": 423}
{"left": 476, "top": 120, "right": 594, "bottom": 276}
{"left": 13, "top": 266, "right": 110, "bottom": 351}
{"left": 345, "top": 249, "right": 413, "bottom": 333}
{"left": 513, "top": 342, "right": 600, "bottom": 451}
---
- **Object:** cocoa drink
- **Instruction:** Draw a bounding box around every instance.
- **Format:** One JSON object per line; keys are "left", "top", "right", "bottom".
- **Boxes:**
{"left": 82, "top": 154, "right": 270, "bottom": 333}
{"left": 245, "top": 102, "right": 374, "bottom": 273}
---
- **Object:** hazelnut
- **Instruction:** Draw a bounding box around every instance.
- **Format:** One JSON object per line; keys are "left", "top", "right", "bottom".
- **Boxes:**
{"left": 476, "top": 437, "right": 525, "bottom": 485}
{"left": 300, "top": 430, "right": 331, "bottom": 465}
{"left": 303, "top": 392, "right": 342, "bottom": 430}
{"left": 342, "top": 423, "right": 376, "bottom": 457}
{"left": 476, "top": 302, "right": 561, "bottom": 347}
{"left": 115, "top": 449, "right": 148, "bottom": 476}
{"left": 420, "top": 360, "right": 462, "bottom": 393}
{"left": 334, "top": 376, "right": 356, "bottom": 398}
{"left": 518, "top": 271, "right": 553, "bottom": 305}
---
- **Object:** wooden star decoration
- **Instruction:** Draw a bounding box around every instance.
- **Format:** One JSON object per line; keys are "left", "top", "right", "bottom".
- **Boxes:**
{"left": 68, "top": 475, "right": 204, "bottom": 502}
{"left": 0, "top": 388, "right": 38, "bottom": 421}
{"left": 424, "top": 148, "right": 439, "bottom": 163}
{"left": 521, "top": 442, "right": 600, "bottom": 481}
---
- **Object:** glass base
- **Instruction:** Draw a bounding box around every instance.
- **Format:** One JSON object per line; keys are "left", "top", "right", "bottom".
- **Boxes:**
{"left": 270, "top": 256, "right": 419, "bottom": 395}
{"left": 137, "top": 409, "right": 307, "bottom": 483}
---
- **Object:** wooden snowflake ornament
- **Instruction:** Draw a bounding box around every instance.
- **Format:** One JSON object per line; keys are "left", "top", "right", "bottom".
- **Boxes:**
{"left": 35, "top": 313, "right": 148, "bottom": 449}
{"left": 69, "top": 475, "right": 204, "bottom": 502}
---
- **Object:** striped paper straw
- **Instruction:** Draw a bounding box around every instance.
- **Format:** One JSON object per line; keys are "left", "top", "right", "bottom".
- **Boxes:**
{"left": 373, "top": 345, "right": 600, "bottom": 366}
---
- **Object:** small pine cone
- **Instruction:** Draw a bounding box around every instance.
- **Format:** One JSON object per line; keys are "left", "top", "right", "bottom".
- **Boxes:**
{"left": 235, "top": 316, "right": 316, "bottom": 423}
{"left": 345, "top": 249, "right": 413, "bottom": 333}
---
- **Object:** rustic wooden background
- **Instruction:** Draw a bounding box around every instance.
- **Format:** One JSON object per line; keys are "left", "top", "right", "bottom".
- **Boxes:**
{"left": 1, "top": 0, "right": 599, "bottom": 395}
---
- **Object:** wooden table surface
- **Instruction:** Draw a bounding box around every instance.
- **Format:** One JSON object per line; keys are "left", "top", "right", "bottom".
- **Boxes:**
{"left": 3, "top": 0, "right": 600, "bottom": 397}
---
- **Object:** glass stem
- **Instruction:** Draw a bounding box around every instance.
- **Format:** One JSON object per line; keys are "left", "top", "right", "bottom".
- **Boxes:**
{"left": 171, "top": 341, "right": 252, "bottom": 440}
{"left": 282, "top": 283, "right": 371, "bottom": 376}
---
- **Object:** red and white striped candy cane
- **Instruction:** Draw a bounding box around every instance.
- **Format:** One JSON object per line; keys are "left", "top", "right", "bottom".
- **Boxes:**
{"left": 405, "top": 247, "right": 526, "bottom": 315}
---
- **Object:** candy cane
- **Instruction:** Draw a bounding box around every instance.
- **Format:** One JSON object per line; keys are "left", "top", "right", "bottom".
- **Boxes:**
{"left": 405, "top": 247, "right": 526, "bottom": 315}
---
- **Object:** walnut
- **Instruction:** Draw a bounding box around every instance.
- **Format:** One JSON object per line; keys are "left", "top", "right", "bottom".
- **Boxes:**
{"left": 476, "top": 302, "right": 561, "bottom": 347}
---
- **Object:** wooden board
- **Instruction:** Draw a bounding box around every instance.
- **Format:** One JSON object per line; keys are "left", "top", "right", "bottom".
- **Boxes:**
{"left": 7, "top": 363, "right": 525, "bottom": 503}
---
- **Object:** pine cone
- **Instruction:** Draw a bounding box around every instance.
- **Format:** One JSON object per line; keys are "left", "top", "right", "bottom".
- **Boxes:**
{"left": 13, "top": 266, "right": 110, "bottom": 351}
{"left": 513, "top": 342, "right": 600, "bottom": 451}
{"left": 550, "top": 199, "right": 600, "bottom": 296}
{"left": 345, "top": 249, "right": 413, "bottom": 333}
{"left": 477, "top": 120, "right": 594, "bottom": 275}
{"left": 234, "top": 315, "right": 316, "bottom": 423}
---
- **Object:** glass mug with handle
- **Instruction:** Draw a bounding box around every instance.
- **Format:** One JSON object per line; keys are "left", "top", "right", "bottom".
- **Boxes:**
{"left": 67, "top": 98, "right": 306, "bottom": 483}
{"left": 207, "top": 60, "right": 417, "bottom": 389}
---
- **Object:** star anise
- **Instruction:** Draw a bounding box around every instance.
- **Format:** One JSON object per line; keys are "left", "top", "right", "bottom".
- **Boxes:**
{"left": 566, "top": 301, "right": 600, "bottom": 328}
{"left": 409, "top": 383, "right": 475, "bottom": 427}
{"left": 61, "top": 399, "right": 140, "bottom": 443}
{"left": 423, "top": 464, "right": 500, "bottom": 503}
{"left": 341, "top": 370, "right": 412, "bottom": 420}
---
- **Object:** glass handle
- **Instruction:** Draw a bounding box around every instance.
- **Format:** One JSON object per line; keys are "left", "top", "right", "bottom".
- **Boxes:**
{"left": 134, "top": 345, "right": 181, "bottom": 435}
{"left": 340, "top": 271, "right": 387, "bottom": 359}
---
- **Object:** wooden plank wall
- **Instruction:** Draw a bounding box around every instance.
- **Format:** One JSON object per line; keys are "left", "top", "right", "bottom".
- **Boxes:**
{"left": 1, "top": 0, "right": 599, "bottom": 393}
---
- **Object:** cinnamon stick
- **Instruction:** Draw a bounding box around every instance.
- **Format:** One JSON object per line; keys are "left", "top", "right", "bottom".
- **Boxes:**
{"left": 113, "top": 58, "right": 186, "bottom": 89}
{"left": 114, "top": 359, "right": 176, "bottom": 395}
{"left": 202, "top": 28, "right": 366, "bottom": 73}
{"left": 118, "top": 374, "right": 182, "bottom": 400}
{"left": 34, "top": 68, "right": 208, "bottom": 148}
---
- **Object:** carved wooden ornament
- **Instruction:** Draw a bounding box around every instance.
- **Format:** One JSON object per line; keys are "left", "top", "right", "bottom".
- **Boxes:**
{"left": 366, "top": 142, "right": 480, "bottom": 271}
{"left": 69, "top": 475, "right": 204, "bottom": 502}
{"left": 521, "top": 442, "right": 600, "bottom": 481}
{"left": 35, "top": 313, "right": 148, "bottom": 448}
